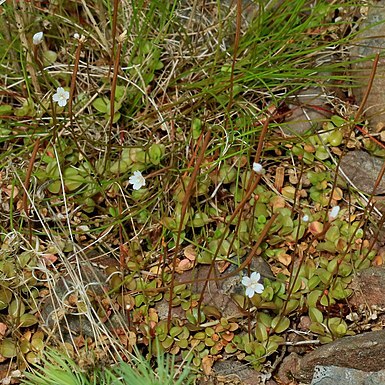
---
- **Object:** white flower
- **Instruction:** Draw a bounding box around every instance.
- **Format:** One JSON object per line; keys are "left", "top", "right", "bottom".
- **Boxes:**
{"left": 302, "top": 214, "right": 309, "bottom": 222}
{"left": 74, "top": 33, "right": 86, "bottom": 42}
{"left": 129, "top": 170, "right": 146, "bottom": 190}
{"left": 253, "top": 162, "right": 264, "bottom": 175}
{"left": 242, "top": 271, "right": 264, "bottom": 298}
{"left": 328, "top": 205, "right": 340, "bottom": 221}
{"left": 52, "top": 87, "right": 70, "bottom": 107}
{"left": 33, "top": 31, "right": 44, "bottom": 45}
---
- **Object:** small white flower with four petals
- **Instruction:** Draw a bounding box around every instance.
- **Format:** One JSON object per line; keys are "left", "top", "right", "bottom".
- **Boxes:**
{"left": 253, "top": 162, "right": 264, "bottom": 175}
{"left": 328, "top": 205, "right": 340, "bottom": 221}
{"left": 33, "top": 31, "right": 44, "bottom": 45}
{"left": 242, "top": 271, "right": 264, "bottom": 298}
{"left": 52, "top": 87, "right": 70, "bottom": 107}
{"left": 129, "top": 170, "right": 146, "bottom": 190}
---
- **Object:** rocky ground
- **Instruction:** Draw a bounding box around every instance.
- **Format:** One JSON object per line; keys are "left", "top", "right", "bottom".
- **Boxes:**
{"left": 4, "top": 1, "right": 385, "bottom": 384}
{"left": 211, "top": 2, "right": 385, "bottom": 384}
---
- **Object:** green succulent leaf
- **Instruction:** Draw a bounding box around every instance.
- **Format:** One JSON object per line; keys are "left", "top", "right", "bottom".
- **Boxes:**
{"left": 271, "top": 316, "right": 290, "bottom": 333}
{"left": 19, "top": 313, "right": 38, "bottom": 327}
{"left": 257, "top": 312, "right": 272, "bottom": 327}
{"left": 309, "top": 321, "right": 325, "bottom": 335}
{"left": 255, "top": 323, "right": 268, "bottom": 342}
{"left": 192, "top": 118, "right": 202, "bottom": 139}
{"left": 328, "top": 130, "right": 343, "bottom": 146}
{"left": 315, "top": 268, "right": 332, "bottom": 284}
{"left": 64, "top": 167, "right": 85, "bottom": 191}
{"left": 148, "top": 143, "right": 164, "bottom": 165}
{"left": 0, "top": 339, "right": 17, "bottom": 358}
{"left": 110, "top": 159, "right": 131, "bottom": 174}
{"left": 319, "top": 335, "right": 334, "bottom": 344}
{"left": 162, "top": 336, "right": 174, "bottom": 349}
{"left": 92, "top": 97, "right": 108, "bottom": 113}
{"left": 114, "top": 85, "right": 126, "bottom": 100}
{"left": 284, "top": 299, "right": 299, "bottom": 314}
{"left": 327, "top": 317, "right": 348, "bottom": 337}
{"left": 308, "top": 275, "right": 321, "bottom": 290}
{"left": 170, "top": 326, "right": 183, "bottom": 338}
{"left": 253, "top": 342, "right": 266, "bottom": 357}
{"left": 0, "top": 288, "right": 12, "bottom": 310}
{"left": 48, "top": 180, "right": 61, "bottom": 194}
{"left": 0, "top": 105, "right": 13, "bottom": 115}
{"left": 325, "top": 226, "right": 340, "bottom": 243}
{"left": 261, "top": 286, "right": 274, "bottom": 301}
{"left": 309, "top": 306, "right": 323, "bottom": 323}
{"left": 8, "top": 298, "right": 25, "bottom": 318}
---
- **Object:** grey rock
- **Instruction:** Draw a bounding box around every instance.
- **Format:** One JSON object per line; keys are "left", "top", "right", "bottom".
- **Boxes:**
{"left": 277, "top": 352, "right": 301, "bottom": 384}
{"left": 221, "top": 256, "right": 273, "bottom": 296}
{"left": 311, "top": 365, "right": 385, "bottom": 385}
{"left": 156, "top": 263, "right": 242, "bottom": 320}
{"left": 156, "top": 256, "right": 273, "bottom": 320}
{"left": 348, "top": 266, "right": 385, "bottom": 308}
{"left": 292, "top": 330, "right": 385, "bottom": 383}
{"left": 282, "top": 88, "right": 331, "bottom": 135}
{"left": 214, "top": 359, "right": 263, "bottom": 385}
{"left": 350, "top": 2, "right": 385, "bottom": 128}
{"left": 40, "top": 263, "right": 127, "bottom": 340}
{"left": 339, "top": 150, "right": 385, "bottom": 195}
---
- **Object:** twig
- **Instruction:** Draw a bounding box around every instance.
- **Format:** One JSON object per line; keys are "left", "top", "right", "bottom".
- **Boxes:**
{"left": 281, "top": 340, "right": 320, "bottom": 346}
{"left": 354, "top": 53, "right": 380, "bottom": 121}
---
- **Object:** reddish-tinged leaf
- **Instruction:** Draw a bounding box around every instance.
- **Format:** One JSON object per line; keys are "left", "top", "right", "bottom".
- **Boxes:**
{"left": 309, "top": 221, "right": 323, "bottom": 236}
{"left": 0, "top": 323, "right": 7, "bottom": 337}
{"left": 217, "top": 260, "right": 230, "bottom": 273}
{"left": 373, "top": 255, "right": 383, "bottom": 266}
{"left": 41, "top": 254, "right": 58, "bottom": 265}
{"left": 176, "top": 259, "right": 193, "bottom": 273}
{"left": 222, "top": 332, "right": 234, "bottom": 342}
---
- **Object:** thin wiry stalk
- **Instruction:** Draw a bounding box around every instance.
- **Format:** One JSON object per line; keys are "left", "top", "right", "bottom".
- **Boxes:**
{"left": 167, "top": 131, "right": 211, "bottom": 330}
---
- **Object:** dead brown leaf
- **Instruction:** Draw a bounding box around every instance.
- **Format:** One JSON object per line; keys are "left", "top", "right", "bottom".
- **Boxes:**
{"left": 176, "top": 259, "right": 194, "bottom": 273}
{"left": 184, "top": 245, "right": 197, "bottom": 261}
{"left": 277, "top": 253, "right": 292, "bottom": 266}
{"left": 309, "top": 221, "right": 323, "bottom": 236}
{"left": 41, "top": 254, "right": 58, "bottom": 265}
{"left": 373, "top": 255, "right": 383, "bottom": 266}
{"left": 270, "top": 195, "right": 285, "bottom": 211}
{"left": 217, "top": 260, "right": 230, "bottom": 273}
{"left": 274, "top": 167, "right": 285, "bottom": 192}
{"left": 202, "top": 355, "right": 214, "bottom": 375}
{"left": 271, "top": 265, "right": 290, "bottom": 276}
{"left": 0, "top": 323, "right": 7, "bottom": 338}
{"left": 3, "top": 184, "right": 19, "bottom": 199}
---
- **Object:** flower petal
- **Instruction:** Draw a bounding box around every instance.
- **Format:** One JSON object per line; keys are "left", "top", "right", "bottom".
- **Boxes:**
{"left": 129, "top": 171, "right": 145, "bottom": 190}
{"left": 329, "top": 205, "right": 340, "bottom": 221}
{"left": 253, "top": 162, "right": 264, "bottom": 174}
{"left": 33, "top": 32, "right": 43, "bottom": 45}
{"left": 254, "top": 283, "right": 264, "bottom": 294}
{"left": 250, "top": 271, "right": 260, "bottom": 282}
{"left": 245, "top": 287, "right": 255, "bottom": 298}
{"left": 241, "top": 276, "right": 251, "bottom": 286}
